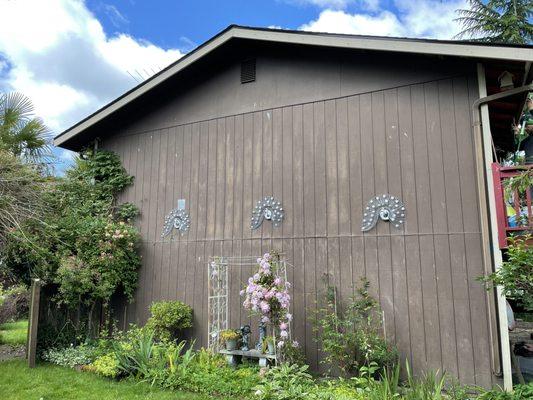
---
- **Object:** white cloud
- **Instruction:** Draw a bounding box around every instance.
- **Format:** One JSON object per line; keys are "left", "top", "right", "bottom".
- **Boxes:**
{"left": 300, "top": 0, "right": 467, "bottom": 39}
{"left": 0, "top": 0, "right": 183, "bottom": 138}
{"left": 287, "top": 0, "right": 380, "bottom": 10}
{"left": 300, "top": 9, "right": 405, "bottom": 36}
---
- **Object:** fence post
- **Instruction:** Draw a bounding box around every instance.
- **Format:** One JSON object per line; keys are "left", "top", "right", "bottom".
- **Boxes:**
{"left": 27, "top": 278, "right": 41, "bottom": 368}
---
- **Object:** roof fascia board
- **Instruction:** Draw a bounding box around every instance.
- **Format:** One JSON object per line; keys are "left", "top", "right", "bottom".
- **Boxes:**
{"left": 233, "top": 28, "right": 533, "bottom": 62}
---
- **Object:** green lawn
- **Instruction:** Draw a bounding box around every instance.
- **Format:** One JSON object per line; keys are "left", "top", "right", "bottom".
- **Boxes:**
{"left": 0, "top": 359, "right": 212, "bottom": 400}
{"left": 0, "top": 320, "right": 28, "bottom": 346}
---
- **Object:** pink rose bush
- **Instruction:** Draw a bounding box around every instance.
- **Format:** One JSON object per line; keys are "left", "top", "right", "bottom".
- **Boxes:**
{"left": 241, "top": 252, "right": 291, "bottom": 340}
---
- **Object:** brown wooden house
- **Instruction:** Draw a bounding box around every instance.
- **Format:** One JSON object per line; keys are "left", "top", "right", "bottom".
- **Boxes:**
{"left": 55, "top": 26, "right": 533, "bottom": 387}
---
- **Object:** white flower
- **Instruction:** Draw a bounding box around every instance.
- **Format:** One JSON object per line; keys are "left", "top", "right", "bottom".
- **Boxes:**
{"left": 255, "top": 389, "right": 263, "bottom": 396}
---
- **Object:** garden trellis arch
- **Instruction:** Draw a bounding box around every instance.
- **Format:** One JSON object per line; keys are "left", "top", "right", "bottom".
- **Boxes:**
{"left": 207, "top": 255, "right": 291, "bottom": 352}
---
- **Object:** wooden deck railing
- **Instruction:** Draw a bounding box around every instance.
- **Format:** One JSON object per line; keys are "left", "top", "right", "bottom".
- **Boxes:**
{"left": 492, "top": 163, "right": 533, "bottom": 248}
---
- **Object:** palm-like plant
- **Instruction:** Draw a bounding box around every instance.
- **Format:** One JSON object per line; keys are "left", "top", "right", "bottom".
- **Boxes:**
{"left": 455, "top": 0, "right": 533, "bottom": 44}
{"left": 0, "top": 92, "right": 52, "bottom": 163}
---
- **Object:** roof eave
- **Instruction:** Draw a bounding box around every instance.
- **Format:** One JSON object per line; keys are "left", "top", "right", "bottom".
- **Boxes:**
{"left": 54, "top": 25, "right": 533, "bottom": 148}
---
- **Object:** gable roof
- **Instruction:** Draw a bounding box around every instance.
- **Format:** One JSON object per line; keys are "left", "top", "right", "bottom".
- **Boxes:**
{"left": 54, "top": 24, "right": 533, "bottom": 148}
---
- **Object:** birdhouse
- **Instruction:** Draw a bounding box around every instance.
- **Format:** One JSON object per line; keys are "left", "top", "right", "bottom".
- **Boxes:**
{"left": 498, "top": 71, "right": 514, "bottom": 90}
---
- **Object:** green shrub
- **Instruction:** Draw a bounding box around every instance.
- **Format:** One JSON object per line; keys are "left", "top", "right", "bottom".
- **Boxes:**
{"left": 314, "top": 279, "right": 398, "bottom": 377}
{"left": 42, "top": 344, "right": 97, "bottom": 368}
{"left": 91, "top": 354, "right": 119, "bottom": 378}
{"left": 113, "top": 329, "right": 155, "bottom": 378}
{"left": 146, "top": 300, "right": 193, "bottom": 341}
{"left": 278, "top": 339, "right": 306, "bottom": 366}
{"left": 163, "top": 348, "right": 260, "bottom": 397}
{"left": 477, "top": 383, "right": 533, "bottom": 400}
{"left": 481, "top": 236, "right": 533, "bottom": 311}
{"left": 253, "top": 364, "right": 316, "bottom": 400}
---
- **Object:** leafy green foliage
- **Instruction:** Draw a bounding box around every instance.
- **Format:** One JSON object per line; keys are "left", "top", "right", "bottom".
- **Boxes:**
{"left": 477, "top": 383, "right": 533, "bottom": 399}
{"left": 455, "top": 0, "right": 532, "bottom": 44}
{"left": 254, "top": 364, "right": 316, "bottom": 400}
{"left": 164, "top": 348, "right": 261, "bottom": 397}
{"left": 505, "top": 169, "right": 533, "bottom": 198}
{"left": 314, "top": 279, "right": 398, "bottom": 376}
{"left": 219, "top": 329, "right": 240, "bottom": 342}
{"left": 482, "top": 236, "right": 533, "bottom": 311}
{"left": 146, "top": 300, "right": 193, "bottom": 342}
{"left": 42, "top": 344, "right": 99, "bottom": 368}
{"left": 3, "top": 150, "right": 140, "bottom": 311}
{"left": 89, "top": 354, "right": 120, "bottom": 378}
{"left": 0, "top": 92, "right": 51, "bottom": 163}
{"left": 54, "top": 219, "right": 140, "bottom": 306}
{"left": 113, "top": 328, "right": 156, "bottom": 378}
{"left": 278, "top": 339, "right": 306, "bottom": 366}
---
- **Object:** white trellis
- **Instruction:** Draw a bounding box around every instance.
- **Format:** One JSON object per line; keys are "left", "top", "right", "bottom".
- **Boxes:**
{"left": 207, "top": 255, "right": 291, "bottom": 353}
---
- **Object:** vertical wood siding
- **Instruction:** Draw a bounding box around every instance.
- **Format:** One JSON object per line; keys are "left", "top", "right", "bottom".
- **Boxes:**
{"left": 103, "top": 76, "right": 493, "bottom": 386}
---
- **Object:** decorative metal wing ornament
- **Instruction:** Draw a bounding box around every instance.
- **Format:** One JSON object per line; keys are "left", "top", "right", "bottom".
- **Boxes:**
{"left": 161, "top": 207, "right": 191, "bottom": 237}
{"left": 361, "top": 194, "right": 405, "bottom": 232}
{"left": 251, "top": 196, "right": 284, "bottom": 230}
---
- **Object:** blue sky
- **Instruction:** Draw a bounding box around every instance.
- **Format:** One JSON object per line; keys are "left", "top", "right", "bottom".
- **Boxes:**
{"left": 0, "top": 0, "right": 468, "bottom": 174}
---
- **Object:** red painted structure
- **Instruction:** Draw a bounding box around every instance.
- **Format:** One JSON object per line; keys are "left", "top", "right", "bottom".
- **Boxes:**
{"left": 492, "top": 163, "right": 533, "bottom": 248}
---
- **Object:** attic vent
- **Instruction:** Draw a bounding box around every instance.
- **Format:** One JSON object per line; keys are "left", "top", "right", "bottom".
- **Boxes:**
{"left": 241, "top": 58, "right": 256, "bottom": 83}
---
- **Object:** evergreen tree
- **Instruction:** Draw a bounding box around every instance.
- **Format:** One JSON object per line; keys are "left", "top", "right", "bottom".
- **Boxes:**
{"left": 455, "top": 0, "right": 532, "bottom": 44}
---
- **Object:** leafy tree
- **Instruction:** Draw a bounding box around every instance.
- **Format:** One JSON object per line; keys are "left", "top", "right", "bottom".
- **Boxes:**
{"left": 0, "top": 92, "right": 52, "bottom": 163}
{"left": 455, "top": 0, "right": 533, "bottom": 44}
{"left": 2, "top": 150, "right": 141, "bottom": 311}
{"left": 0, "top": 150, "right": 47, "bottom": 249}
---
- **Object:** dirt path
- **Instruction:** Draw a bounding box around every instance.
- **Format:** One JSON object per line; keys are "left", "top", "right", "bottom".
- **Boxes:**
{"left": 0, "top": 344, "right": 25, "bottom": 362}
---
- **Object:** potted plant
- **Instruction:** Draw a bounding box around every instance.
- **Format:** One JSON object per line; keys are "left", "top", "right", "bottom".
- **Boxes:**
{"left": 220, "top": 329, "right": 240, "bottom": 351}
{"left": 262, "top": 336, "right": 276, "bottom": 355}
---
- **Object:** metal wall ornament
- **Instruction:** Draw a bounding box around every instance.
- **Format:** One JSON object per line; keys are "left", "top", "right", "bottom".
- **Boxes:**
{"left": 361, "top": 194, "right": 406, "bottom": 232}
{"left": 251, "top": 196, "right": 284, "bottom": 230}
{"left": 161, "top": 207, "right": 191, "bottom": 237}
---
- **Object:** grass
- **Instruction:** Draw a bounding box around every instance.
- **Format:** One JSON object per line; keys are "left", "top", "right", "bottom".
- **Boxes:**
{"left": 0, "top": 320, "right": 28, "bottom": 346}
{"left": 0, "top": 359, "right": 212, "bottom": 400}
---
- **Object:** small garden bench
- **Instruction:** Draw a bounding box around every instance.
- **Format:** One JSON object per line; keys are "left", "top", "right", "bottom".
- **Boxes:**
{"left": 219, "top": 349, "right": 277, "bottom": 367}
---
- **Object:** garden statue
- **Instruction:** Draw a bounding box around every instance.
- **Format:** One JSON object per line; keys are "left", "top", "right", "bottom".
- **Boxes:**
{"left": 240, "top": 324, "right": 251, "bottom": 351}
{"left": 256, "top": 322, "right": 267, "bottom": 351}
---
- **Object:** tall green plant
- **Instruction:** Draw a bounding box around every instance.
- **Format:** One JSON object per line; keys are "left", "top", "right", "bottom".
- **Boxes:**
{"left": 455, "top": 1, "right": 533, "bottom": 44}
{"left": 482, "top": 236, "right": 533, "bottom": 311}
{"left": 313, "top": 279, "right": 398, "bottom": 377}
